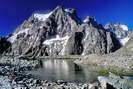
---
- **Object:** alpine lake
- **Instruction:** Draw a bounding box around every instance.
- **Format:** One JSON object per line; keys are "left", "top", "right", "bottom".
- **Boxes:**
{"left": 27, "top": 58, "right": 133, "bottom": 83}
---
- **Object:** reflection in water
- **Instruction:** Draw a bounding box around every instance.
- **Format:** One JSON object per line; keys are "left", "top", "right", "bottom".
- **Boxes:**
{"left": 29, "top": 60, "right": 99, "bottom": 83}
{"left": 129, "top": 77, "right": 133, "bottom": 80}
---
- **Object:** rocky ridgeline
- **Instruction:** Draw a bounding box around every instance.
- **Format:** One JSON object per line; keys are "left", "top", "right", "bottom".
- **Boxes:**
{"left": 0, "top": 6, "right": 131, "bottom": 58}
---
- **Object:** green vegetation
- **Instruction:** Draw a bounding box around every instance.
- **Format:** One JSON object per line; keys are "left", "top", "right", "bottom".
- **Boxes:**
{"left": 94, "top": 69, "right": 133, "bottom": 76}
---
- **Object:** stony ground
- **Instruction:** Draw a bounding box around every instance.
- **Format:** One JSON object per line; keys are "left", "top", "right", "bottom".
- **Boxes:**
{"left": 0, "top": 56, "right": 100, "bottom": 89}
{"left": 0, "top": 55, "right": 133, "bottom": 89}
{"left": 75, "top": 52, "right": 133, "bottom": 72}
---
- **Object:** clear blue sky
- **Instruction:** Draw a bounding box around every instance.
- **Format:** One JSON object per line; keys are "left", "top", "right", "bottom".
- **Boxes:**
{"left": 0, "top": 0, "right": 133, "bottom": 37}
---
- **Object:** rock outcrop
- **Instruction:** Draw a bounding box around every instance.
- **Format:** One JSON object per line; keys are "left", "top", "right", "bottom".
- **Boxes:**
{"left": 98, "top": 73, "right": 133, "bottom": 89}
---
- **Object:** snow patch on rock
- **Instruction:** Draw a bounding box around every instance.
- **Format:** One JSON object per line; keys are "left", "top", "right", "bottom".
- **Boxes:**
{"left": 43, "top": 35, "right": 70, "bottom": 55}
{"left": 105, "top": 23, "right": 130, "bottom": 46}
{"left": 119, "top": 24, "right": 128, "bottom": 31}
{"left": 8, "top": 28, "right": 30, "bottom": 43}
{"left": 119, "top": 37, "right": 130, "bottom": 46}
{"left": 43, "top": 35, "right": 69, "bottom": 45}
{"left": 34, "top": 11, "right": 53, "bottom": 21}
{"left": 64, "top": 9, "right": 69, "bottom": 12}
{"left": 83, "top": 18, "right": 89, "bottom": 23}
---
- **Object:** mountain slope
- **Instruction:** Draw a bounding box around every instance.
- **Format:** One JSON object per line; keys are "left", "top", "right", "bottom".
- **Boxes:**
{"left": 116, "top": 32, "right": 133, "bottom": 53}
{"left": 105, "top": 23, "right": 130, "bottom": 46}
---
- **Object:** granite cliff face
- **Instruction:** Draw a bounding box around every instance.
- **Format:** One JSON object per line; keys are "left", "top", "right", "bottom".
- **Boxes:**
{"left": 80, "top": 17, "right": 122, "bottom": 55}
{"left": 2, "top": 6, "right": 130, "bottom": 57}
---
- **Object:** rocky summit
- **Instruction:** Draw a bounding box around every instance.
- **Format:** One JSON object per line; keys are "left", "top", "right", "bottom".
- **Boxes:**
{"left": 0, "top": 6, "right": 131, "bottom": 58}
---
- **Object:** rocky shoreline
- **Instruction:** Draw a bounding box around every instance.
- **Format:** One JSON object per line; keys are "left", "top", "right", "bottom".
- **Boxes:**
{"left": 75, "top": 53, "right": 133, "bottom": 73}
{"left": 0, "top": 56, "right": 100, "bottom": 89}
{"left": 0, "top": 56, "right": 133, "bottom": 89}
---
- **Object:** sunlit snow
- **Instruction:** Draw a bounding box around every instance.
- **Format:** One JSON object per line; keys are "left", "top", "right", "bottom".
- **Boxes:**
{"left": 64, "top": 9, "right": 69, "bottom": 12}
{"left": 34, "top": 12, "right": 53, "bottom": 21}
{"left": 43, "top": 35, "right": 69, "bottom": 45}
{"left": 120, "top": 24, "right": 128, "bottom": 31}
{"left": 8, "top": 28, "right": 29, "bottom": 43}
{"left": 83, "top": 18, "right": 89, "bottom": 23}
{"left": 119, "top": 36, "right": 130, "bottom": 46}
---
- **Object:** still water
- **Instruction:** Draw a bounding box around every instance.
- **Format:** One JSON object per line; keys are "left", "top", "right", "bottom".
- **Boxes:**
{"left": 29, "top": 59, "right": 99, "bottom": 83}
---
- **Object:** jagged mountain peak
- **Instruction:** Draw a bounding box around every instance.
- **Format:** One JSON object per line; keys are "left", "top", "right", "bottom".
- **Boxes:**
{"left": 83, "top": 16, "right": 96, "bottom": 23}
{"left": 8, "top": 6, "right": 81, "bottom": 42}
{"left": 2, "top": 6, "right": 127, "bottom": 57}
{"left": 30, "top": 6, "right": 64, "bottom": 22}
{"left": 83, "top": 16, "right": 104, "bottom": 30}
{"left": 33, "top": 11, "right": 53, "bottom": 21}
{"left": 30, "top": 6, "right": 80, "bottom": 23}
{"left": 104, "top": 23, "right": 130, "bottom": 46}
{"left": 65, "top": 8, "right": 76, "bottom": 14}
{"left": 6, "top": 6, "right": 82, "bottom": 57}
{"left": 105, "top": 23, "right": 129, "bottom": 31}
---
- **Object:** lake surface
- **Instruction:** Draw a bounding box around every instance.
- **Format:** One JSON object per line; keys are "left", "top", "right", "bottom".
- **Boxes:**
{"left": 29, "top": 59, "right": 99, "bottom": 83}
{"left": 129, "top": 77, "right": 133, "bottom": 80}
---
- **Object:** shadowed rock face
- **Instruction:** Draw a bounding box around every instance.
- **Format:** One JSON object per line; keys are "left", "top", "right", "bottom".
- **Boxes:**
{"left": 3, "top": 6, "right": 123, "bottom": 57}
{"left": 0, "top": 37, "right": 11, "bottom": 54}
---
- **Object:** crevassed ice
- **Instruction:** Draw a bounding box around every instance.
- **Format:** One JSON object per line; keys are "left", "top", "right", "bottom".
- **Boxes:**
{"left": 119, "top": 24, "right": 128, "bottom": 31}
{"left": 8, "top": 28, "right": 29, "bottom": 43}
{"left": 34, "top": 11, "right": 53, "bottom": 21}
{"left": 43, "top": 35, "right": 70, "bottom": 55}
{"left": 43, "top": 35, "right": 69, "bottom": 45}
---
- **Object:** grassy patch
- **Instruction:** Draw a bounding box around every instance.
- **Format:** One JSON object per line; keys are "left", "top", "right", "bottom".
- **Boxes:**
{"left": 94, "top": 69, "right": 133, "bottom": 76}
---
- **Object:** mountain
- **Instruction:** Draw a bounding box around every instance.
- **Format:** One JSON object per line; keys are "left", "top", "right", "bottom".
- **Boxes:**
{"left": 80, "top": 17, "right": 122, "bottom": 55}
{"left": 1, "top": 6, "right": 129, "bottom": 57}
{"left": 105, "top": 23, "right": 130, "bottom": 46}
{"left": 116, "top": 31, "right": 133, "bottom": 53}
{"left": 7, "top": 6, "right": 81, "bottom": 57}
